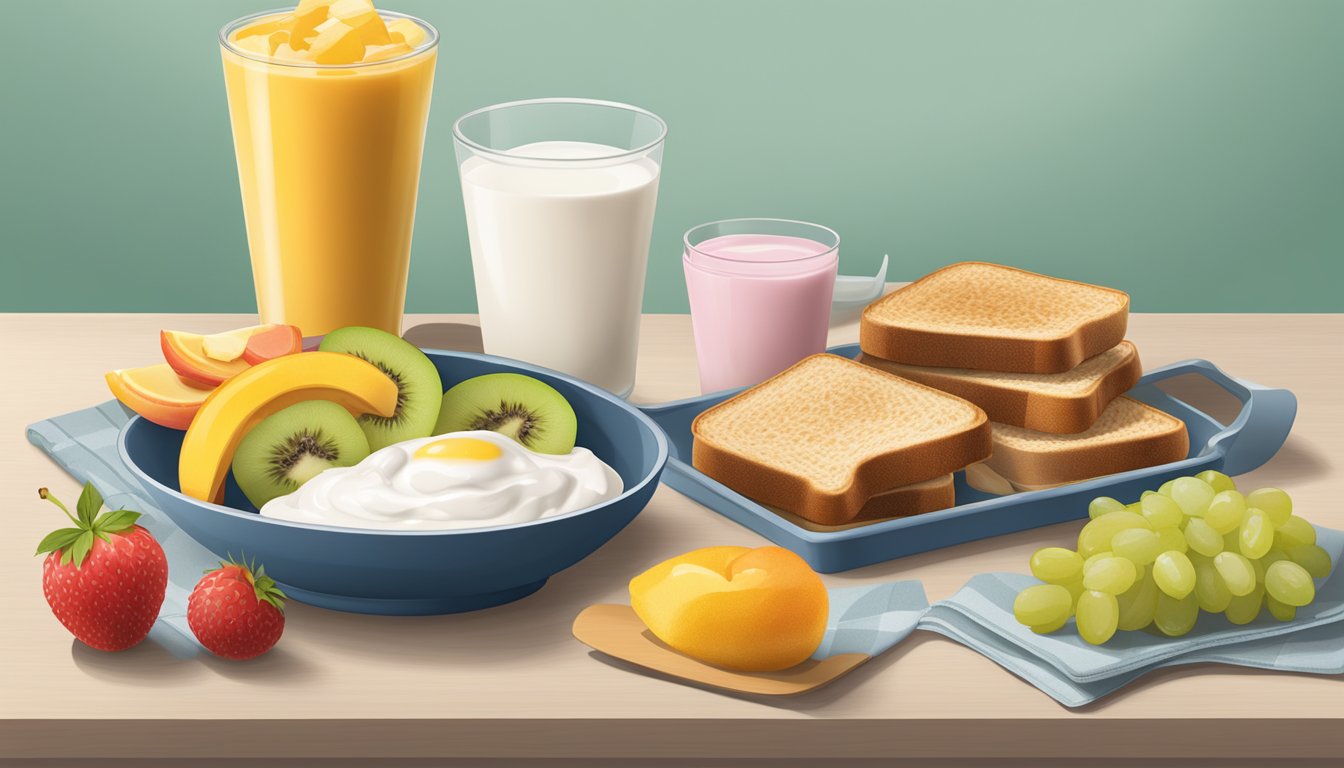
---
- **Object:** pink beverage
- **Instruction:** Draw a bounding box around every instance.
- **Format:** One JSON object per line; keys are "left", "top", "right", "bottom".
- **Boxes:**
{"left": 683, "top": 219, "right": 840, "bottom": 393}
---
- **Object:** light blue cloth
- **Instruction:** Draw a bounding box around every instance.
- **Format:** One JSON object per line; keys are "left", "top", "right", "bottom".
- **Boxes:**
{"left": 27, "top": 401, "right": 205, "bottom": 657}
{"left": 27, "top": 402, "right": 1344, "bottom": 704}
{"left": 814, "top": 580, "right": 929, "bottom": 658}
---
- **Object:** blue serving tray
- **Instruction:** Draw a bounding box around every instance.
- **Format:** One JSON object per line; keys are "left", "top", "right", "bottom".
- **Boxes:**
{"left": 639, "top": 344, "right": 1297, "bottom": 573}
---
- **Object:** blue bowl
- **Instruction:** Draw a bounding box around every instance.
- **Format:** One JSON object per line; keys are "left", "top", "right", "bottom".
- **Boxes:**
{"left": 118, "top": 349, "right": 668, "bottom": 615}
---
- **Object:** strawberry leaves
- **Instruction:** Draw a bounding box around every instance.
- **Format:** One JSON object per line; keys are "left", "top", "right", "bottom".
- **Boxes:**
{"left": 36, "top": 482, "right": 143, "bottom": 568}
{"left": 216, "top": 554, "right": 288, "bottom": 613}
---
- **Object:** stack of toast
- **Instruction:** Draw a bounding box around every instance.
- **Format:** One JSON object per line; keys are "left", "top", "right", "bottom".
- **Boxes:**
{"left": 859, "top": 262, "right": 1188, "bottom": 494}
{"left": 688, "top": 261, "right": 1190, "bottom": 528}
{"left": 691, "top": 354, "right": 993, "bottom": 528}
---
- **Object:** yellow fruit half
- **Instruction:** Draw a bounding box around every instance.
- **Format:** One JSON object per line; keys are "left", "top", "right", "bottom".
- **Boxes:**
{"left": 629, "top": 546, "right": 829, "bottom": 672}
{"left": 178, "top": 351, "right": 398, "bottom": 504}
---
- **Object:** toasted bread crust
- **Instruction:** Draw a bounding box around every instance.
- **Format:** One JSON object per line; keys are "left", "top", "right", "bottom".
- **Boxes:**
{"left": 860, "top": 262, "right": 1130, "bottom": 373}
{"left": 858, "top": 342, "right": 1142, "bottom": 434}
{"left": 691, "top": 355, "right": 991, "bottom": 526}
{"left": 981, "top": 398, "right": 1189, "bottom": 487}
{"left": 768, "top": 475, "right": 956, "bottom": 531}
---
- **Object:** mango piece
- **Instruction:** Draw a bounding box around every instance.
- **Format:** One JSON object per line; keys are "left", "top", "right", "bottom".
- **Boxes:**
{"left": 362, "top": 42, "right": 413, "bottom": 63}
{"left": 232, "top": 34, "right": 272, "bottom": 56}
{"left": 289, "top": 1, "right": 332, "bottom": 51}
{"left": 386, "top": 18, "right": 425, "bottom": 48}
{"left": 329, "top": 0, "right": 391, "bottom": 45}
{"left": 271, "top": 42, "right": 306, "bottom": 62}
{"left": 629, "top": 546, "right": 829, "bottom": 672}
{"left": 178, "top": 351, "right": 399, "bottom": 504}
{"left": 308, "top": 18, "right": 365, "bottom": 64}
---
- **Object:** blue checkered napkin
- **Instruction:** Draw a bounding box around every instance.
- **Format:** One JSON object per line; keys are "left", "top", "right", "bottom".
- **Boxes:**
{"left": 26, "top": 401, "right": 207, "bottom": 657}
{"left": 930, "top": 527, "right": 1344, "bottom": 684}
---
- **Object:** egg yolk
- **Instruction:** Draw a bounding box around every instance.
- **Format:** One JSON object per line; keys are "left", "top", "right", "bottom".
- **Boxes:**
{"left": 413, "top": 437, "right": 503, "bottom": 462}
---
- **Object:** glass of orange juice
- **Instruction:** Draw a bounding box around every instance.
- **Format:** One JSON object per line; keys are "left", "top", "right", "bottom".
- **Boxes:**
{"left": 220, "top": 3, "right": 438, "bottom": 336}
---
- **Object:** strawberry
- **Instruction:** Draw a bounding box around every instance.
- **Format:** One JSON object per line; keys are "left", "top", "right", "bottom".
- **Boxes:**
{"left": 36, "top": 483, "right": 168, "bottom": 651}
{"left": 188, "top": 557, "right": 286, "bottom": 660}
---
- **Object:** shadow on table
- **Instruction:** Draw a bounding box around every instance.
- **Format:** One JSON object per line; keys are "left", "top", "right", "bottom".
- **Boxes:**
{"left": 70, "top": 638, "right": 321, "bottom": 685}
{"left": 402, "top": 322, "right": 484, "bottom": 354}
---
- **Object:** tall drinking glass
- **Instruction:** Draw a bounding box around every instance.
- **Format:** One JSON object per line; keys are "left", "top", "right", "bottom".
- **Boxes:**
{"left": 684, "top": 218, "right": 840, "bottom": 393}
{"left": 220, "top": 11, "right": 438, "bottom": 337}
{"left": 453, "top": 99, "right": 667, "bottom": 397}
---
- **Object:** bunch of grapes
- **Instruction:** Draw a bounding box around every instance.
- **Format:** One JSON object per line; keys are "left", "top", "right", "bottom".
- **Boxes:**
{"left": 1014, "top": 471, "right": 1332, "bottom": 644}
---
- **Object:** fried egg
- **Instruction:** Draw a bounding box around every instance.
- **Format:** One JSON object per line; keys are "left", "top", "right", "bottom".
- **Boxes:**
{"left": 258, "top": 431, "right": 623, "bottom": 531}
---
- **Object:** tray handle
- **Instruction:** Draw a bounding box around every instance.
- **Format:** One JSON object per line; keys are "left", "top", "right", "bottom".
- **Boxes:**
{"left": 1139, "top": 359, "right": 1297, "bottom": 476}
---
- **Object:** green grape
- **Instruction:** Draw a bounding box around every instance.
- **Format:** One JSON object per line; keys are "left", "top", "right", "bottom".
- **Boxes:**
{"left": 1184, "top": 517, "right": 1224, "bottom": 557}
{"left": 1158, "top": 479, "right": 1177, "bottom": 497}
{"left": 1030, "top": 547, "right": 1084, "bottom": 584}
{"left": 1077, "top": 511, "right": 1150, "bottom": 558}
{"left": 1125, "top": 501, "right": 1142, "bottom": 513}
{"left": 1239, "top": 508, "right": 1275, "bottom": 559}
{"left": 1083, "top": 555, "right": 1138, "bottom": 595}
{"left": 1013, "top": 584, "right": 1073, "bottom": 627}
{"left": 1214, "top": 551, "right": 1257, "bottom": 597}
{"left": 1265, "top": 560, "right": 1315, "bottom": 607}
{"left": 1076, "top": 590, "right": 1120, "bottom": 645}
{"left": 1061, "top": 577, "right": 1085, "bottom": 611}
{"left": 1156, "top": 526, "right": 1188, "bottom": 554}
{"left": 1224, "top": 583, "right": 1265, "bottom": 625}
{"left": 1171, "top": 477, "right": 1216, "bottom": 517}
{"left": 1116, "top": 572, "right": 1160, "bottom": 631}
{"left": 1246, "top": 487, "right": 1292, "bottom": 527}
{"left": 1195, "top": 470, "right": 1237, "bottom": 494}
{"left": 1140, "top": 493, "right": 1184, "bottom": 529}
{"left": 1154, "top": 591, "right": 1199, "bottom": 637}
{"left": 1266, "top": 595, "right": 1297, "bottom": 622}
{"left": 1111, "top": 528, "right": 1164, "bottom": 566}
{"left": 1223, "top": 530, "right": 1240, "bottom": 554}
{"left": 1194, "top": 560, "right": 1233, "bottom": 613}
{"left": 1088, "top": 496, "right": 1126, "bottom": 520}
{"left": 1152, "top": 551, "right": 1196, "bottom": 599}
{"left": 1205, "top": 490, "right": 1247, "bottom": 534}
{"left": 1287, "top": 543, "right": 1333, "bottom": 579}
{"left": 1256, "top": 548, "right": 1289, "bottom": 582}
{"left": 1030, "top": 614, "right": 1069, "bottom": 634}
{"left": 1276, "top": 515, "right": 1317, "bottom": 548}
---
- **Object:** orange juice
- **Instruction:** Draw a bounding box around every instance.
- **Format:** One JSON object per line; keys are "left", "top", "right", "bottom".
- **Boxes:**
{"left": 220, "top": 4, "right": 437, "bottom": 336}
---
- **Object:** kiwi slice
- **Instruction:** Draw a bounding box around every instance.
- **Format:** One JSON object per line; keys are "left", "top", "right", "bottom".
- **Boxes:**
{"left": 435, "top": 373, "right": 578, "bottom": 455}
{"left": 232, "top": 400, "right": 371, "bottom": 508}
{"left": 318, "top": 326, "right": 443, "bottom": 451}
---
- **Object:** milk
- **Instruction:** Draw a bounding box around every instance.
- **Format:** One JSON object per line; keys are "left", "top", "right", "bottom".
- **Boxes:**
{"left": 459, "top": 141, "right": 661, "bottom": 396}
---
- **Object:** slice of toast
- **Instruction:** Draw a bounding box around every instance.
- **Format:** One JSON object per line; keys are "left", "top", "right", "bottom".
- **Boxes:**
{"left": 858, "top": 341, "right": 1142, "bottom": 434}
{"left": 768, "top": 475, "right": 955, "bottom": 532}
{"left": 860, "top": 262, "right": 1130, "bottom": 373}
{"left": 980, "top": 396, "right": 1189, "bottom": 487}
{"left": 691, "top": 354, "right": 991, "bottom": 526}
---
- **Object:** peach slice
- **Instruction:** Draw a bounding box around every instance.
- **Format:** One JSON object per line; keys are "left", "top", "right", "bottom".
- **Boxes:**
{"left": 177, "top": 351, "right": 398, "bottom": 504}
{"left": 242, "top": 324, "right": 303, "bottom": 366}
{"left": 162, "top": 325, "right": 274, "bottom": 385}
{"left": 106, "top": 364, "right": 214, "bottom": 431}
{"left": 629, "top": 546, "right": 829, "bottom": 672}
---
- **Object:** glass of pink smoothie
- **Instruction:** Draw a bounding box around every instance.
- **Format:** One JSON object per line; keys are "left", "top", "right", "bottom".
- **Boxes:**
{"left": 683, "top": 218, "right": 840, "bottom": 393}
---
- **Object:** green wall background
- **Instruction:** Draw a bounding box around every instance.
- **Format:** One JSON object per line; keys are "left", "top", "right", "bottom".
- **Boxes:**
{"left": 2, "top": 0, "right": 1341, "bottom": 313}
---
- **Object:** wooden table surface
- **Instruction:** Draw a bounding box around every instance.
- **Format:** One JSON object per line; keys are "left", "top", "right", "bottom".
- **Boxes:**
{"left": 2, "top": 311, "right": 1342, "bottom": 762}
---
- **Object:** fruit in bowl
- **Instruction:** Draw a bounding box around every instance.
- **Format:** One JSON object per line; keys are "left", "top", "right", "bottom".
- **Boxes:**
{"left": 116, "top": 337, "right": 668, "bottom": 615}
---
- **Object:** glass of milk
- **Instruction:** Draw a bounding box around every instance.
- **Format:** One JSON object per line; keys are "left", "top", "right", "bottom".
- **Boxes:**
{"left": 683, "top": 218, "right": 840, "bottom": 393}
{"left": 453, "top": 98, "right": 667, "bottom": 398}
